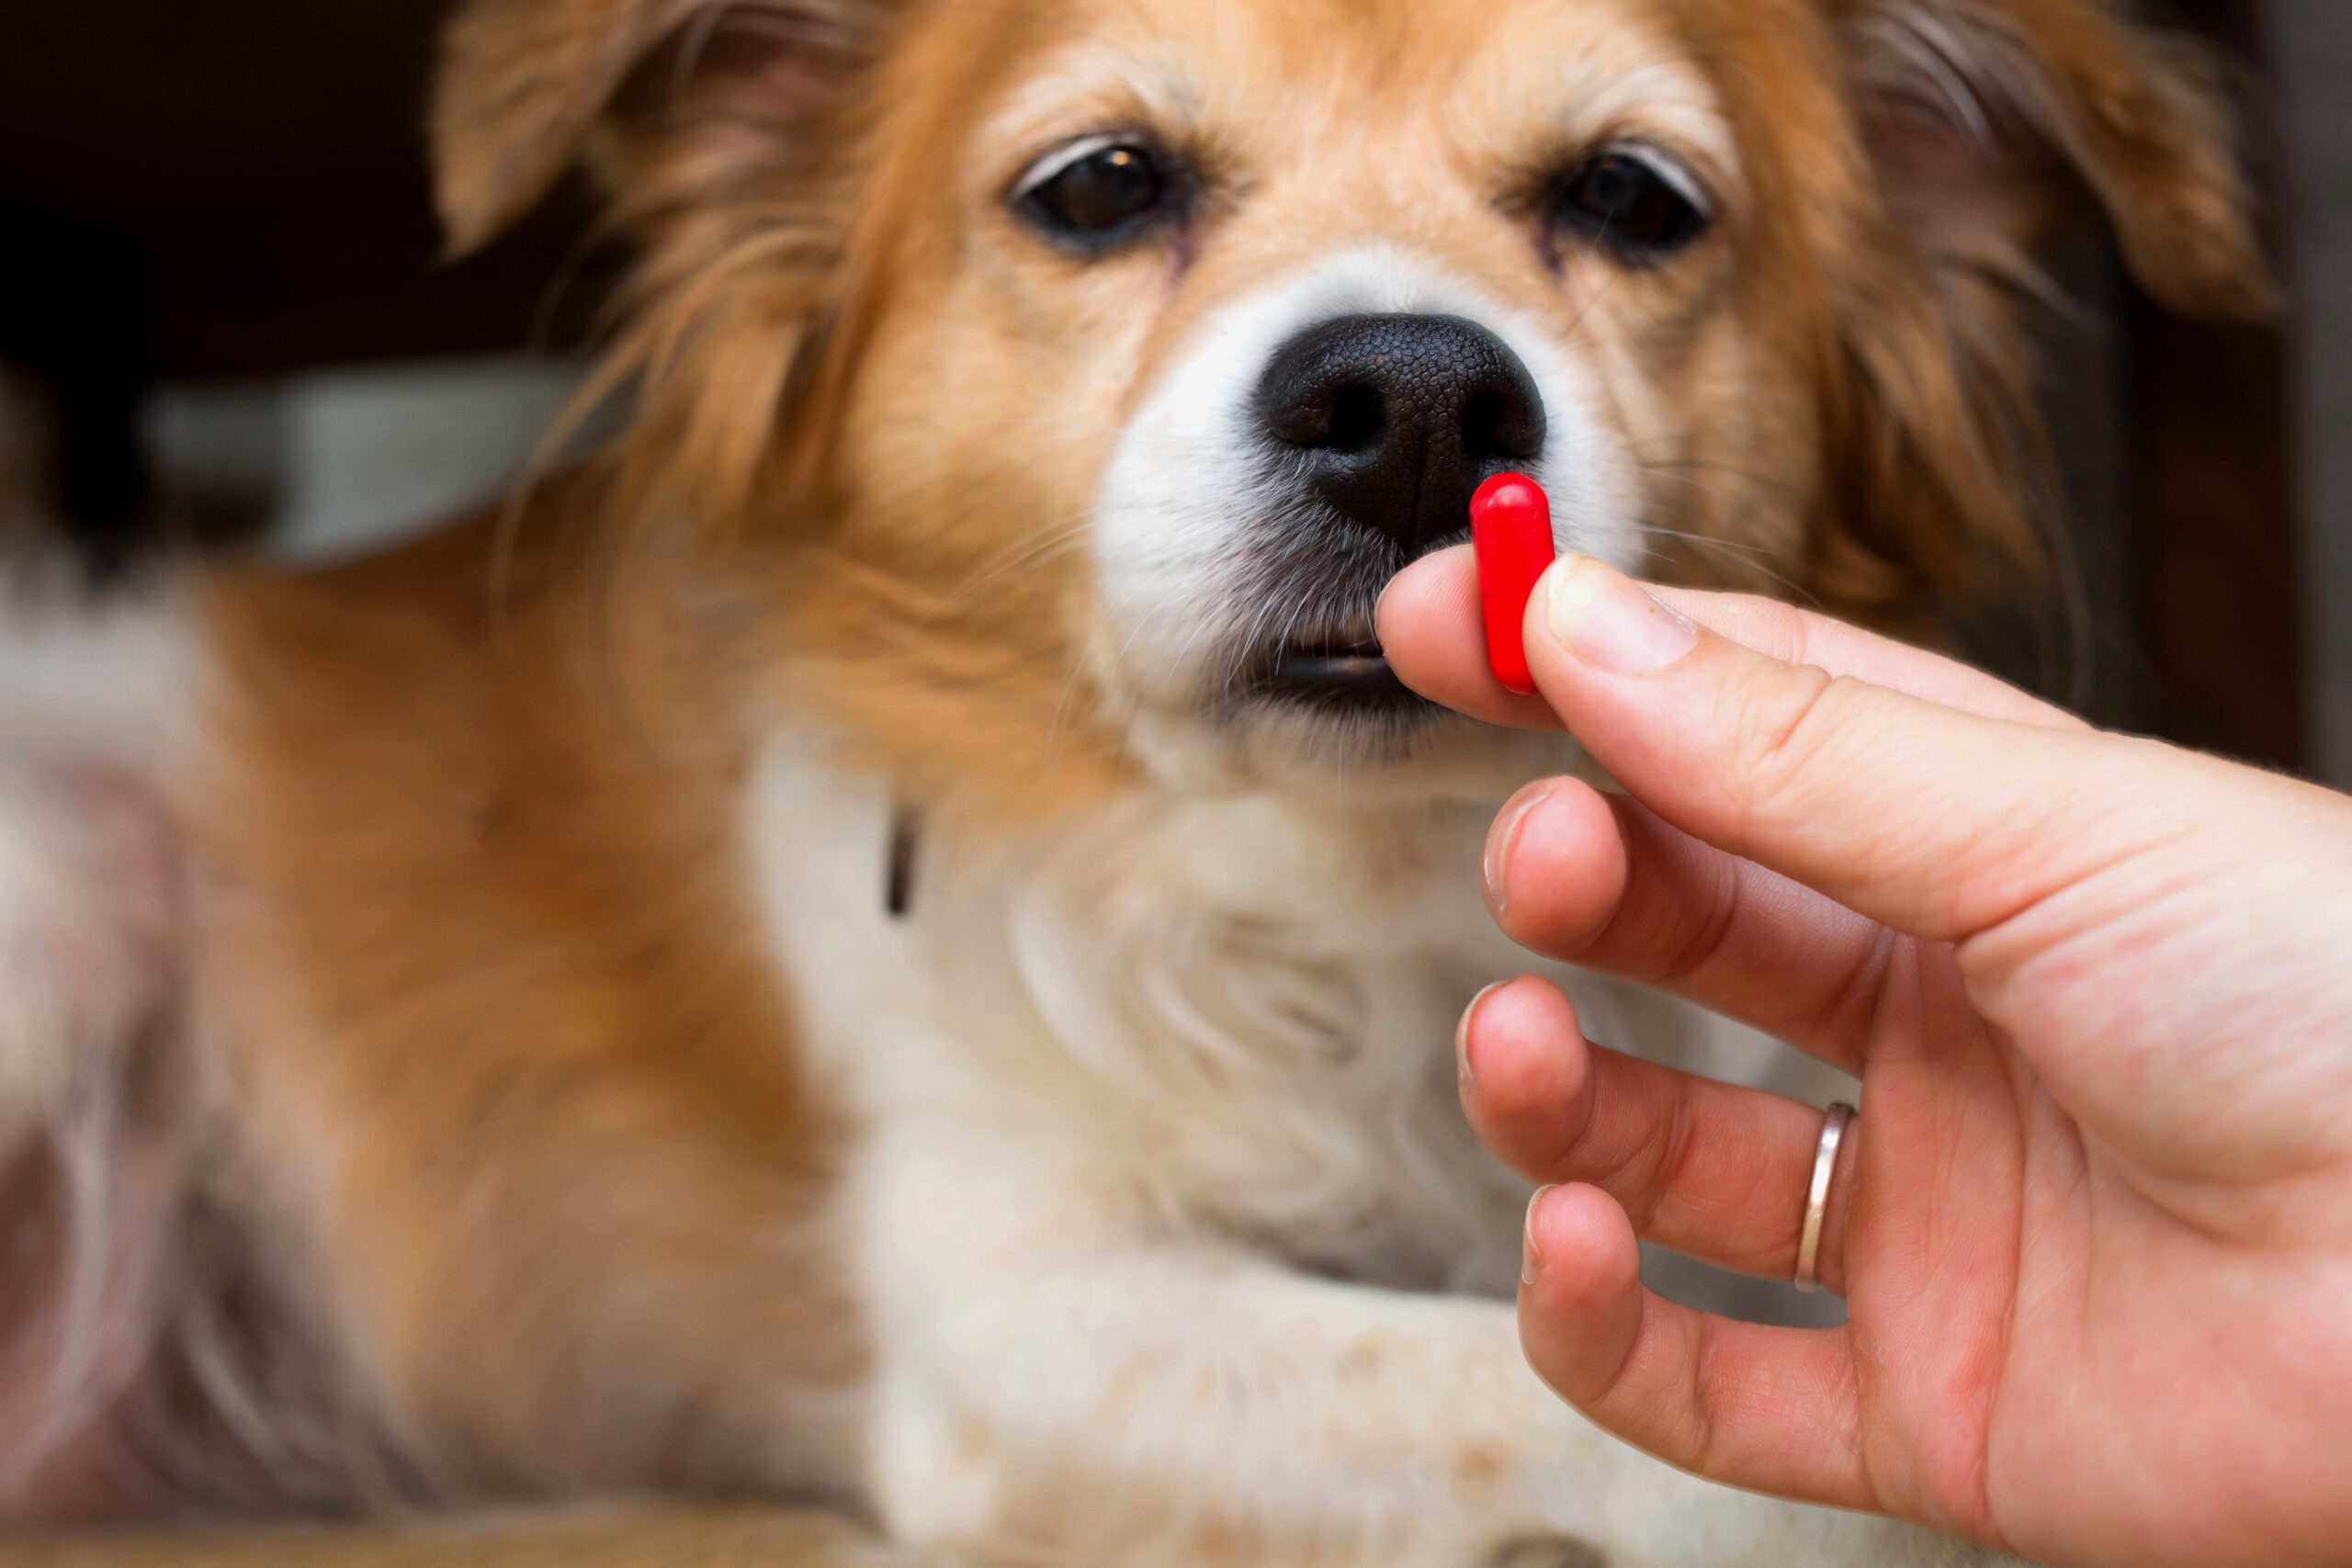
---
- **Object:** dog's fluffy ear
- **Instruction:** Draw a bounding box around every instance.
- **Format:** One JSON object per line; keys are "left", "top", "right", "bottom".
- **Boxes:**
{"left": 1800, "top": 0, "right": 2272, "bottom": 628}
{"left": 433, "top": 0, "right": 876, "bottom": 255}
{"left": 1841, "top": 0, "right": 2273, "bottom": 319}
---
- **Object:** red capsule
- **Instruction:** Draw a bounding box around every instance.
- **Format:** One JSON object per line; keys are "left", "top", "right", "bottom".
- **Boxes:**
{"left": 1471, "top": 472, "right": 1555, "bottom": 694}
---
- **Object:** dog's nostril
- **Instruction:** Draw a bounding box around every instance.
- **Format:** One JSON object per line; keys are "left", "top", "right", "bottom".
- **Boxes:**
{"left": 1326, "top": 382, "right": 1386, "bottom": 452}
{"left": 1463, "top": 388, "right": 1533, "bottom": 459}
{"left": 1256, "top": 312, "right": 1546, "bottom": 557}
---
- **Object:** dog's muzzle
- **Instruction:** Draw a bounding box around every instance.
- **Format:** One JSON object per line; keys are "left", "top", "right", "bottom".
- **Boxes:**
{"left": 1250, "top": 312, "right": 1547, "bottom": 708}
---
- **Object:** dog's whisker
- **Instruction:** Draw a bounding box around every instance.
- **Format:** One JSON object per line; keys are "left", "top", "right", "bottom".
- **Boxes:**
{"left": 863, "top": 416, "right": 1125, "bottom": 434}
{"left": 891, "top": 513, "right": 1098, "bottom": 645}
{"left": 1629, "top": 451, "right": 1814, "bottom": 502}
{"left": 1044, "top": 577, "right": 1172, "bottom": 762}
{"left": 1634, "top": 520, "right": 1782, "bottom": 562}
{"left": 1628, "top": 523, "right": 1823, "bottom": 605}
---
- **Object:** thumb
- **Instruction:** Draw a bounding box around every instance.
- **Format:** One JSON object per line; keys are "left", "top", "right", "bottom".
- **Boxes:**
{"left": 1523, "top": 555, "right": 2177, "bottom": 944}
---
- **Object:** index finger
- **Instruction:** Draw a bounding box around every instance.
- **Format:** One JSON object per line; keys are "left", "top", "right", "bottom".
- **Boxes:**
{"left": 1510, "top": 554, "right": 2174, "bottom": 946}
{"left": 1378, "top": 545, "right": 2087, "bottom": 735}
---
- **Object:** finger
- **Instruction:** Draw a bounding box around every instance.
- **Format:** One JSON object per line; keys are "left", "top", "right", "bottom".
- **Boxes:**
{"left": 1376, "top": 545, "right": 1563, "bottom": 729}
{"left": 1518, "top": 1184, "right": 1871, "bottom": 1510}
{"left": 1644, "top": 586, "right": 2086, "bottom": 732}
{"left": 1480, "top": 776, "right": 1893, "bottom": 1067}
{"left": 1380, "top": 546, "right": 2086, "bottom": 734}
{"left": 1462, "top": 976, "right": 1858, "bottom": 1288}
{"left": 1520, "top": 555, "right": 2172, "bottom": 944}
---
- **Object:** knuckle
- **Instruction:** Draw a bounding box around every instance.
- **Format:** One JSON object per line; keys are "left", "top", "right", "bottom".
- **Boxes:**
{"left": 1722, "top": 664, "right": 1847, "bottom": 831}
{"left": 1649, "top": 852, "right": 1742, "bottom": 990}
{"left": 1535, "top": 1068, "right": 1606, "bottom": 1180}
{"left": 1631, "top": 1089, "right": 1703, "bottom": 1232}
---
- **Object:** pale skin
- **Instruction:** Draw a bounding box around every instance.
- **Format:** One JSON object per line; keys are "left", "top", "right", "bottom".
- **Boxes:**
{"left": 1377, "top": 547, "right": 2352, "bottom": 1568}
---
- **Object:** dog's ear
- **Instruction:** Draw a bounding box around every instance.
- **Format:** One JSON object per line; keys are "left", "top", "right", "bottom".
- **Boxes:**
{"left": 433, "top": 0, "right": 876, "bottom": 255}
{"left": 1800, "top": 0, "right": 2273, "bottom": 632}
{"left": 1839, "top": 0, "right": 2273, "bottom": 319}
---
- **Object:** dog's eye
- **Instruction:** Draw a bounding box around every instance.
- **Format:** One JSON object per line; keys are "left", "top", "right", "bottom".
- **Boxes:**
{"left": 1016, "top": 140, "right": 1172, "bottom": 244}
{"left": 1549, "top": 149, "right": 1709, "bottom": 260}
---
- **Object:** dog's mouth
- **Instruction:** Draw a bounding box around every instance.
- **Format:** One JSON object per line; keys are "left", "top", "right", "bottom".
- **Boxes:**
{"left": 1248, "top": 617, "right": 1428, "bottom": 714}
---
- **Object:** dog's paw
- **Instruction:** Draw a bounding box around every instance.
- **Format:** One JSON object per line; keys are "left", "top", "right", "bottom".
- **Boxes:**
{"left": 1483, "top": 1535, "right": 1607, "bottom": 1568}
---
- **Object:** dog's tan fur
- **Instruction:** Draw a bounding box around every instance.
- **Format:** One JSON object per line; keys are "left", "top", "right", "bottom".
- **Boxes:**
{"left": 195, "top": 514, "right": 864, "bottom": 1498}
{"left": 2, "top": 0, "right": 2266, "bottom": 1557}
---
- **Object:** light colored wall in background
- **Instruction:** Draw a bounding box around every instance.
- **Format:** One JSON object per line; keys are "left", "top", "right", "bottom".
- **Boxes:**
{"left": 276, "top": 360, "right": 584, "bottom": 562}
{"left": 2271, "top": 0, "right": 2352, "bottom": 784}
{"left": 147, "top": 357, "right": 584, "bottom": 564}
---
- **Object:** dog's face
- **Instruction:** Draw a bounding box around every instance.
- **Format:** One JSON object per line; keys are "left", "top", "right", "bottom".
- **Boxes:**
{"left": 435, "top": 0, "right": 2267, "bottom": 807}
{"left": 838, "top": 0, "right": 1759, "bottom": 796}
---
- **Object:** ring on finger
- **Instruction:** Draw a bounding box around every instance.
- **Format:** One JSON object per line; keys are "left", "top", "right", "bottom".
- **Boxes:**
{"left": 1794, "top": 1101, "right": 1856, "bottom": 1293}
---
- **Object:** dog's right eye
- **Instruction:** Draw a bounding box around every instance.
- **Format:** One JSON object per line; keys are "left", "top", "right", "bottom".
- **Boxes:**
{"left": 1547, "top": 145, "right": 1711, "bottom": 263}
{"left": 1014, "top": 139, "right": 1174, "bottom": 245}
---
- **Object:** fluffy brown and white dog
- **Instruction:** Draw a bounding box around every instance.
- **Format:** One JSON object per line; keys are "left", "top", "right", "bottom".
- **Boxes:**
{"left": 0, "top": 0, "right": 2267, "bottom": 1562}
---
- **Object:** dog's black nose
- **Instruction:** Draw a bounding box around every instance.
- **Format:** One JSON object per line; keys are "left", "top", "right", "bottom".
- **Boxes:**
{"left": 1257, "top": 313, "right": 1546, "bottom": 556}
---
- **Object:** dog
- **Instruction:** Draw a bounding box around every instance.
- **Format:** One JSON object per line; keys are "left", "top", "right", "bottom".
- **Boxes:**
{"left": 0, "top": 0, "right": 2267, "bottom": 1562}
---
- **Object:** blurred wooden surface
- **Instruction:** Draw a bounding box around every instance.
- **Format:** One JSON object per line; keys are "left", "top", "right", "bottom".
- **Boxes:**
{"left": 2131, "top": 309, "right": 2305, "bottom": 767}
{"left": 0, "top": 1507, "right": 913, "bottom": 1568}
{"left": 2267, "top": 0, "right": 2352, "bottom": 783}
{"left": 2121, "top": 0, "right": 2306, "bottom": 770}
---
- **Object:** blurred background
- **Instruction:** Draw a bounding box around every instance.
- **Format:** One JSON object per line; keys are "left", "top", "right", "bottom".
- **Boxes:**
{"left": 0, "top": 0, "right": 2343, "bottom": 779}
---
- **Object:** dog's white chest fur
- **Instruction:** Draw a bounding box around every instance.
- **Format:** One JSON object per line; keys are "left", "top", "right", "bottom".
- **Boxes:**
{"left": 751, "top": 734, "right": 1804, "bottom": 1285}
{"left": 752, "top": 740, "right": 1545, "bottom": 1289}
{"left": 741, "top": 737, "right": 1938, "bottom": 1568}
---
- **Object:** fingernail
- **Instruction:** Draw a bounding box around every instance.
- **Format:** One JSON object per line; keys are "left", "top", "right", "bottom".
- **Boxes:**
{"left": 1457, "top": 981, "right": 1508, "bottom": 1093}
{"left": 1522, "top": 1185, "right": 1559, "bottom": 1287}
{"left": 1483, "top": 784, "right": 1552, "bottom": 916}
{"left": 1544, "top": 556, "right": 1698, "bottom": 674}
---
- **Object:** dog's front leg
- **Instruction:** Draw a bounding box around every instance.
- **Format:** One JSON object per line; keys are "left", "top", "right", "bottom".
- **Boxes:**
{"left": 862, "top": 1213, "right": 1996, "bottom": 1567}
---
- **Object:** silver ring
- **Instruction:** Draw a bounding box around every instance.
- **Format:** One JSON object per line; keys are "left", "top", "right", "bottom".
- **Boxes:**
{"left": 1794, "top": 1102, "right": 1856, "bottom": 1293}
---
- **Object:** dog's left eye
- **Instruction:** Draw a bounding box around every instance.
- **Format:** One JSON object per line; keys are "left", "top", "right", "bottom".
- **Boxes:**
{"left": 1015, "top": 140, "right": 1173, "bottom": 244}
{"left": 1549, "top": 148, "right": 1709, "bottom": 260}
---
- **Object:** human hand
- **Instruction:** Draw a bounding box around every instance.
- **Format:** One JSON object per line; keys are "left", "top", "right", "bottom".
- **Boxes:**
{"left": 1377, "top": 549, "right": 2352, "bottom": 1568}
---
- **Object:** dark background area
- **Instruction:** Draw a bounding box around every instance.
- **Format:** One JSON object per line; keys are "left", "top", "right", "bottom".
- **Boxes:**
{"left": 0, "top": 0, "right": 608, "bottom": 569}
{"left": 0, "top": 0, "right": 2312, "bottom": 773}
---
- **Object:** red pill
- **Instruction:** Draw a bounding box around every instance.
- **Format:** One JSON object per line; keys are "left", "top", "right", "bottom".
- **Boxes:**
{"left": 1470, "top": 472, "right": 1555, "bottom": 694}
